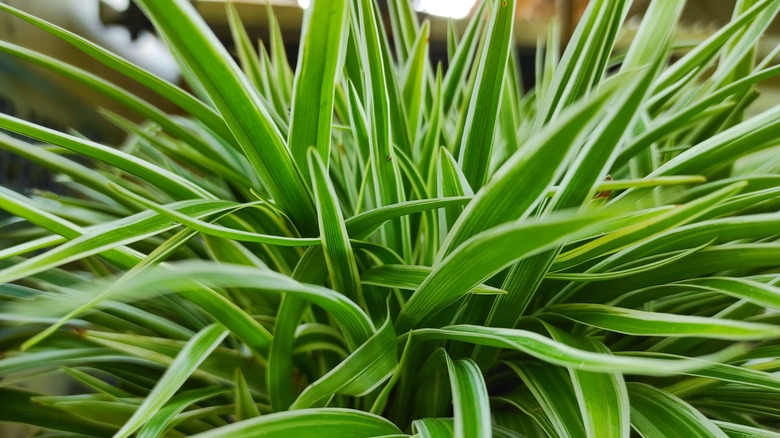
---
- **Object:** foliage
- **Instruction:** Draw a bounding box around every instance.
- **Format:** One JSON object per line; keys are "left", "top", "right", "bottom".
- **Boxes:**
{"left": 1, "top": 0, "right": 780, "bottom": 436}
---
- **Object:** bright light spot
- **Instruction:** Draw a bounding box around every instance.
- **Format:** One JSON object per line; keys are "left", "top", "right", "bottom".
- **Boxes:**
{"left": 297, "top": 0, "right": 310, "bottom": 9}
{"left": 413, "top": 0, "right": 477, "bottom": 19}
{"left": 101, "top": 0, "right": 130, "bottom": 10}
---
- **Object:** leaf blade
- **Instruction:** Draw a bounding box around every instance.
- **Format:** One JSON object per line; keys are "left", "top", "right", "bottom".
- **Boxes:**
{"left": 134, "top": 0, "right": 317, "bottom": 233}
{"left": 114, "top": 324, "right": 229, "bottom": 438}
{"left": 288, "top": 0, "right": 349, "bottom": 169}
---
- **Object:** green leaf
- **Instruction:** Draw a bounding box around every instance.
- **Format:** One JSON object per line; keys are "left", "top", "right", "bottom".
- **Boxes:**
{"left": 476, "top": 64, "right": 660, "bottom": 346}
{"left": 370, "top": 330, "right": 415, "bottom": 415}
{"left": 412, "top": 417, "right": 455, "bottom": 438}
{"left": 549, "top": 66, "right": 656, "bottom": 213}
{"left": 397, "top": 211, "right": 608, "bottom": 331}
{"left": 73, "top": 262, "right": 374, "bottom": 350}
{"left": 401, "top": 21, "right": 429, "bottom": 144}
{"left": 291, "top": 316, "right": 396, "bottom": 409}
{"left": 0, "top": 348, "right": 142, "bottom": 377}
{"left": 699, "top": 186, "right": 780, "bottom": 221}
{"left": 0, "top": 133, "right": 136, "bottom": 211}
{"left": 673, "top": 277, "right": 780, "bottom": 312}
{"left": 628, "top": 383, "right": 728, "bottom": 438}
{"left": 0, "top": 113, "right": 212, "bottom": 200}
{"left": 134, "top": 0, "right": 317, "bottom": 233}
{"left": 543, "top": 303, "right": 780, "bottom": 340}
{"left": 645, "top": 352, "right": 780, "bottom": 396}
{"left": 386, "top": 0, "right": 420, "bottom": 65}
{"left": 345, "top": 197, "right": 470, "bottom": 239}
{"left": 267, "top": 4, "right": 294, "bottom": 105}
{"left": 554, "top": 182, "right": 745, "bottom": 273}
{"left": 565, "top": 244, "right": 780, "bottom": 305}
{"left": 506, "top": 362, "right": 585, "bottom": 437}
{"left": 417, "top": 68, "right": 443, "bottom": 185}
{"left": 620, "top": 2, "right": 685, "bottom": 71}
{"left": 361, "top": 265, "right": 506, "bottom": 295}
{"left": 267, "top": 248, "right": 327, "bottom": 412}
{"left": 255, "top": 42, "right": 291, "bottom": 133}
{"left": 438, "top": 147, "right": 473, "bottom": 236}
{"left": 616, "top": 64, "right": 780, "bottom": 168}
{"left": 444, "top": 353, "right": 491, "bottom": 438}
{"left": 111, "top": 187, "right": 319, "bottom": 247}
{"left": 114, "top": 324, "right": 229, "bottom": 438}
{"left": 226, "top": 2, "right": 265, "bottom": 93}
{"left": 137, "top": 388, "right": 227, "bottom": 438}
{"left": 77, "top": 329, "right": 240, "bottom": 383}
{"left": 493, "top": 393, "right": 557, "bottom": 436}
{"left": 654, "top": 0, "right": 777, "bottom": 91}
{"left": 29, "top": 395, "right": 136, "bottom": 429}
{"left": 309, "top": 150, "right": 362, "bottom": 301}
{"left": 60, "top": 367, "right": 132, "bottom": 399}
{"left": 544, "top": 324, "right": 630, "bottom": 438}
{"left": 0, "top": 186, "right": 88, "bottom": 242}
{"left": 651, "top": 105, "right": 780, "bottom": 177}
{"left": 441, "top": 1, "right": 486, "bottom": 113}
{"left": 546, "top": 240, "right": 711, "bottom": 281}
{"left": 440, "top": 73, "right": 625, "bottom": 255}
{"left": 102, "top": 110, "right": 254, "bottom": 190}
{"left": 353, "top": 0, "right": 410, "bottom": 258}
{"left": 534, "top": 0, "right": 629, "bottom": 127}
{"left": 0, "top": 200, "right": 282, "bottom": 285}
{"left": 0, "top": 40, "right": 223, "bottom": 162}
{"left": 189, "top": 408, "right": 402, "bottom": 438}
{"left": 288, "top": 0, "right": 349, "bottom": 169}
{"left": 407, "top": 325, "right": 747, "bottom": 376}
{"left": 0, "top": 387, "right": 116, "bottom": 436}
{"left": 565, "top": 213, "right": 780, "bottom": 292}
{"left": 234, "top": 368, "right": 261, "bottom": 421}
{"left": 458, "top": 0, "right": 516, "bottom": 189}
{"left": 714, "top": 420, "right": 780, "bottom": 438}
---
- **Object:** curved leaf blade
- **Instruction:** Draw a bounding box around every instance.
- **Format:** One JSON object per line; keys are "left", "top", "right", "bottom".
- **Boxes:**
{"left": 544, "top": 324, "right": 630, "bottom": 438}
{"left": 189, "top": 408, "right": 403, "bottom": 438}
{"left": 628, "top": 383, "right": 728, "bottom": 438}
{"left": 543, "top": 303, "right": 780, "bottom": 340}
{"left": 114, "top": 324, "right": 229, "bottom": 438}
{"left": 397, "top": 211, "right": 607, "bottom": 331}
{"left": 408, "top": 325, "right": 747, "bottom": 376}
{"left": 444, "top": 354, "right": 491, "bottom": 438}
{"left": 291, "top": 317, "right": 396, "bottom": 409}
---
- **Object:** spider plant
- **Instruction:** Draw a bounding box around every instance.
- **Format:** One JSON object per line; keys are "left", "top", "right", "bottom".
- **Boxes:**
{"left": 1, "top": 0, "right": 780, "bottom": 436}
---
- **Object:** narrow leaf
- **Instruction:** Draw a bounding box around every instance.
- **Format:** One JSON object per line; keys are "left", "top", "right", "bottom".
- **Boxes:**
{"left": 135, "top": 0, "right": 317, "bottom": 233}
{"left": 444, "top": 353, "right": 491, "bottom": 438}
{"left": 629, "top": 383, "right": 728, "bottom": 438}
{"left": 288, "top": 0, "right": 349, "bottom": 169}
{"left": 291, "top": 317, "right": 396, "bottom": 409}
{"left": 309, "top": 150, "right": 362, "bottom": 301}
{"left": 544, "top": 303, "right": 780, "bottom": 340}
{"left": 458, "top": 0, "right": 516, "bottom": 189}
{"left": 114, "top": 324, "right": 229, "bottom": 438}
{"left": 408, "top": 325, "right": 747, "bottom": 376}
{"left": 189, "top": 408, "right": 402, "bottom": 438}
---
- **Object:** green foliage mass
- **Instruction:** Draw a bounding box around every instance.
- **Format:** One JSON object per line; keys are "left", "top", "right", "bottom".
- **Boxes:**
{"left": 2, "top": 0, "right": 780, "bottom": 436}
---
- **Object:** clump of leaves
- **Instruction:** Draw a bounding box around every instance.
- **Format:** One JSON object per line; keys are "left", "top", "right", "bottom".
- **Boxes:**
{"left": 1, "top": 0, "right": 780, "bottom": 436}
